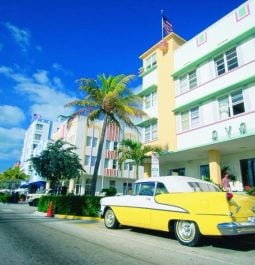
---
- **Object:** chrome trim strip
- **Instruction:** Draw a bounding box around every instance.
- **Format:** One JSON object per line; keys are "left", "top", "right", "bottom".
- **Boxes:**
{"left": 217, "top": 222, "right": 255, "bottom": 235}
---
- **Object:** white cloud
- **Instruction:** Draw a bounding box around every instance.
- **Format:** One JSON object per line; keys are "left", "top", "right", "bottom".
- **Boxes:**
{"left": 4, "top": 22, "right": 31, "bottom": 52}
{"left": 0, "top": 127, "right": 26, "bottom": 160}
{"left": 0, "top": 105, "right": 25, "bottom": 126}
{"left": 52, "top": 63, "right": 63, "bottom": 71}
{"left": 53, "top": 77, "right": 64, "bottom": 89}
{"left": 30, "top": 103, "right": 72, "bottom": 122}
{"left": 0, "top": 66, "right": 30, "bottom": 83}
{"left": 132, "top": 84, "right": 142, "bottom": 93}
{"left": 33, "top": 70, "right": 49, "bottom": 84}
{"left": 0, "top": 65, "right": 76, "bottom": 121}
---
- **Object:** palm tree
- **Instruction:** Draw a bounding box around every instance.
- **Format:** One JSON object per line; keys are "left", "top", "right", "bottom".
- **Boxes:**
{"left": 0, "top": 167, "right": 28, "bottom": 190}
{"left": 118, "top": 139, "right": 162, "bottom": 180}
{"left": 65, "top": 74, "right": 146, "bottom": 195}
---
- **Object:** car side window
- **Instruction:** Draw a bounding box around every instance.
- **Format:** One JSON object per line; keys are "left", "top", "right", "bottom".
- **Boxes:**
{"left": 133, "top": 183, "right": 140, "bottom": 195}
{"left": 155, "top": 182, "right": 168, "bottom": 195}
{"left": 188, "top": 181, "right": 220, "bottom": 192}
{"left": 139, "top": 182, "right": 155, "bottom": 196}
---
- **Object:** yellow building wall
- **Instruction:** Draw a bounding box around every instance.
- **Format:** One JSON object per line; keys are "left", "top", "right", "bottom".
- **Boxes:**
{"left": 157, "top": 37, "right": 179, "bottom": 151}
{"left": 208, "top": 149, "right": 221, "bottom": 184}
{"left": 143, "top": 162, "right": 151, "bottom": 178}
{"left": 140, "top": 34, "right": 185, "bottom": 177}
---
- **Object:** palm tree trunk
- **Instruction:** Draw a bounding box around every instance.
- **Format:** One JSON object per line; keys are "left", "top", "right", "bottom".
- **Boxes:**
{"left": 136, "top": 162, "right": 139, "bottom": 180}
{"left": 90, "top": 115, "right": 109, "bottom": 195}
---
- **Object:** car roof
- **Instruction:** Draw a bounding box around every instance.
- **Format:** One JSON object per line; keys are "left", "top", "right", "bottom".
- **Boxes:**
{"left": 135, "top": 176, "right": 207, "bottom": 184}
{"left": 135, "top": 176, "right": 217, "bottom": 192}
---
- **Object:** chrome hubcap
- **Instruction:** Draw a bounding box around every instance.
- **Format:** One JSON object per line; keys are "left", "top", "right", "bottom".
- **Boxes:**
{"left": 178, "top": 221, "right": 195, "bottom": 241}
{"left": 105, "top": 211, "right": 114, "bottom": 226}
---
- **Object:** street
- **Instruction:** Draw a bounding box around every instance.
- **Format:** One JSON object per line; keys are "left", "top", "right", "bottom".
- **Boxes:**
{"left": 0, "top": 203, "right": 255, "bottom": 265}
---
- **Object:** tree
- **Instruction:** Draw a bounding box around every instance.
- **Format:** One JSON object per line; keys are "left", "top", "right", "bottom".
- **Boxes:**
{"left": 30, "top": 139, "right": 84, "bottom": 191}
{"left": 65, "top": 74, "right": 146, "bottom": 195}
{"left": 118, "top": 139, "right": 162, "bottom": 179}
{"left": 0, "top": 167, "right": 28, "bottom": 190}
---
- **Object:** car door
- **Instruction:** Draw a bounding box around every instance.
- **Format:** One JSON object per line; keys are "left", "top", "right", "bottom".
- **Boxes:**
{"left": 123, "top": 181, "right": 156, "bottom": 227}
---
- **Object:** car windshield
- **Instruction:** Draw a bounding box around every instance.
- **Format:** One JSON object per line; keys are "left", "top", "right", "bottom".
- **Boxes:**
{"left": 187, "top": 181, "right": 220, "bottom": 192}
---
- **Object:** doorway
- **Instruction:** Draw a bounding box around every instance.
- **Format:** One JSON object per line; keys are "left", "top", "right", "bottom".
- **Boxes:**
{"left": 240, "top": 158, "right": 255, "bottom": 187}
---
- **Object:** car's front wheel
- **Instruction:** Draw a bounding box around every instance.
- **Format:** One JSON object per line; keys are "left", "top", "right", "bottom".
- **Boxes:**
{"left": 174, "top": 220, "right": 201, "bottom": 247}
{"left": 104, "top": 208, "right": 119, "bottom": 229}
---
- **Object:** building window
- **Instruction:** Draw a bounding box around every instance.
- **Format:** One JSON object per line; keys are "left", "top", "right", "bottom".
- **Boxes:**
{"left": 145, "top": 91, "right": 157, "bottom": 109}
{"left": 144, "top": 122, "right": 157, "bottom": 143}
{"left": 36, "top": 124, "right": 43, "bottom": 130}
{"left": 145, "top": 125, "right": 150, "bottom": 142}
{"left": 144, "top": 53, "right": 157, "bottom": 70}
{"left": 151, "top": 123, "right": 157, "bottom": 140}
{"left": 34, "top": 134, "right": 41, "bottom": 140}
{"left": 214, "top": 47, "right": 238, "bottom": 76}
{"left": 179, "top": 70, "right": 197, "bottom": 93}
{"left": 145, "top": 94, "right": 151, "bottom": 109}
{"left": 112, "top": 159, "right": 117, "bottom": 169}
{"left": 104, "top": 158, "right": 109, "bottom": 168}
{"left": 232, "top": 90, "right": 245, "bottom": 115}
{"left": 109, "top": 180, "right": 116, "bottom": 188}
{"left": 181, "top": 107, "right": 200, "bottom": 131}
{"left": 181, "top": 111, "right": 189, "bottom": 131}
{"left": 86, "top": 136, "right": 92, "bottom": 146}
{"left": 105, "top": 140, "right": 111, "bottom": 149}
{"left": 113, "top": 142, "right": 118, "bottom": 150}
{"left": 85, "top": 179, "right": 92, "bottom": 195}
{"left": 200, "top": 165, "right": 210, "bottom": 180}
{"left": 92, "top": 137, "right": 98, "bottom": 148}
{"left": 91, "top": 156, "right": 97, "bottom": 167}
{"left": 191, "top": 107, "right": 199, "bottom": 127}
{"left": 219, "top": 90, "right": 245, "bottom": 119}
{"left": 85, "top": 155, "right": 90, "bottom": 166}
{"left": 169, "top": 168, "right": 185, "bottom": 176}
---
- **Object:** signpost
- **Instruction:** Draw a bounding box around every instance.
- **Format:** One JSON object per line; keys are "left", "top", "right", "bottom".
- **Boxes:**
{"left": 151, "top": 152, "right": 159, "bottom": 177}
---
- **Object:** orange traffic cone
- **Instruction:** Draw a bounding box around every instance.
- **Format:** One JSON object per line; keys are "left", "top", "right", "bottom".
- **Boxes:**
{"left": 46, "top": 201, "right": 54, "bottom": 217}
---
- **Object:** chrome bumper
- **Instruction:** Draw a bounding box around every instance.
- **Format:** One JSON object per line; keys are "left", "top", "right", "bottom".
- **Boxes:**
{"left": 217, "top": 222, "right": 255, "bottom": 236}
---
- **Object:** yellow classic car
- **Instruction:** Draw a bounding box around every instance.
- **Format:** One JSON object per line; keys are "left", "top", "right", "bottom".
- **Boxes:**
{"left": 100, "top": 176, "right": 255, "bottom": 247}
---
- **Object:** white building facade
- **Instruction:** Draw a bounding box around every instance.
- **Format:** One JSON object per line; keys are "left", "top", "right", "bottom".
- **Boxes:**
{"left": 53, "top": 116, "right": 138, "bottom": 195}
{"left": 161, "top": 0, "right": 255, "bottom": 190}
{"left": 20, "top": 117, "right": 59, "bottom": 188}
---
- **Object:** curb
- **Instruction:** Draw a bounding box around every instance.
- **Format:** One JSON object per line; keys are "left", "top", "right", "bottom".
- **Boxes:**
{"left": 34, "top": 210, "right": 102, "bottom": 222}
{"left": 55, "top": 214, "right": 103, "bottom": 222}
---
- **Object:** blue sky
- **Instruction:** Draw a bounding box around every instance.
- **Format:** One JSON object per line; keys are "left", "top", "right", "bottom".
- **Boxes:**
{"left": 0, "top": 0, "right": 245, "bottom": 172}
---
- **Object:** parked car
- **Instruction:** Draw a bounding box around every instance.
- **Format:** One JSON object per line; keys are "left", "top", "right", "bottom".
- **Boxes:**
{"left": 27, "top": 189, "right": 53, "bottom": 206}
{"left": 100, "top": 176, "right": 255, "bottom": 247}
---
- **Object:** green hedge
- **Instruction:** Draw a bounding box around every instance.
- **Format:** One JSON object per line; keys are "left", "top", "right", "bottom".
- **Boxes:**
{"left": 0, "top": 194, "right": 12, "bottom": 203}
{"left": 38, "top": 195, "right": 102, "bottom": 217}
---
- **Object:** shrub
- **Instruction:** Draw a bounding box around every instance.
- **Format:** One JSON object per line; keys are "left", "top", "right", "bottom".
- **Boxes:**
{"left": 83, "top": 196, "right": 101, "bottom": 217}
{"left": 37, "top": 195, "right": 102, "bottom": 217}
{"left": 244, "top": 186, "right": 255, "bottom": 196}
{"left": 101, "top": 187, "right": 117, "bottom": 196}
{"left": 0, "top": 193, "right": 12, "bottom": 203}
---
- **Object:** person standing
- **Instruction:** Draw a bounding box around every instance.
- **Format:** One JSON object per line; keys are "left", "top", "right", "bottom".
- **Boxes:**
{"left": 221, "top": 173, "right": 230, "bottom": 191}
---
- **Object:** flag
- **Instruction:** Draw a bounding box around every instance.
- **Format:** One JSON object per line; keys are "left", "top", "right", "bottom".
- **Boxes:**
{"left": 162, "top": 15, "right": 173, "bottom": 36}
{"left": 33, "top": 113, "right": 42, "bottom": 120}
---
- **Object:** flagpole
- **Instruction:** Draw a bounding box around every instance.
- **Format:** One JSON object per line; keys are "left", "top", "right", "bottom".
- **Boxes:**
{"left": 161, "top": 10, "right": 164, "bottom": 40}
